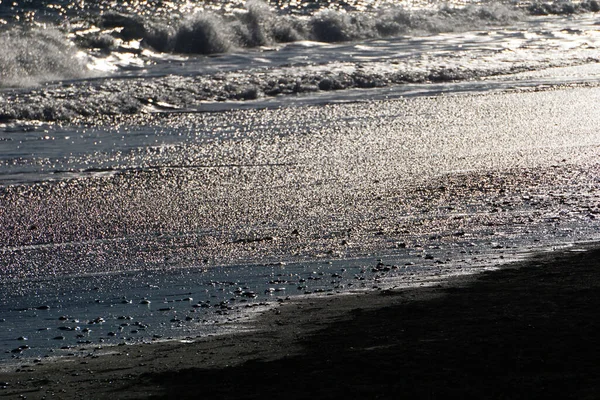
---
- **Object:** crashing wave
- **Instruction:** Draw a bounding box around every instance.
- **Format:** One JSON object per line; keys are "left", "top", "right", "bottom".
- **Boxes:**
{"left": 527, "top": 0, "right": 600, "bottom": 15}
{"left": 90, "top": 2, "right": 526, "bottom": 56}
{"left": 91, "top": 0, "right": 600, "bottom": 57}
{"left": 1, "top": 0, "right": 600, "bottom": 119}
{"left": 2, "top": 0, "right": 595, "bottom": 88}
{"left": 0, "top": 28, "right": 94, "bottom": 88}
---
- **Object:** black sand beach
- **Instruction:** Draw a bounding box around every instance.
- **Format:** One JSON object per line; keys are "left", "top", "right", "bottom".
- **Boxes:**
{"left": 1, "top": 244, "right": 599, "bottom": 399}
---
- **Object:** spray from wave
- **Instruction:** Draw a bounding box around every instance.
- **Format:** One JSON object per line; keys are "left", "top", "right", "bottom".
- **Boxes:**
{"left": 0, "top": 28, "right": 94, "bottom": 88}
{"left": 1, "top": 0, "right": 595, "bottom": 88}
{"left": 92, "top": 1, "right": 527, "bottom": 56}
{"left": 1, "top": 0, "right": 599, "bottom": 120}
{"left": 86, "top": 0, "right": 599, "bottom": 57}
{"left": 93, "top": 1, "right": 304, "bottom": 55}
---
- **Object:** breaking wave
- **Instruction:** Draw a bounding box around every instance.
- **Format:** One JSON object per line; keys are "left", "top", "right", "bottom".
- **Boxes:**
{"left": 527, "top": 0, "right": 600, "bottom": 14}
{"left": 1, "top": 0, "right": 600, "bottom": 121}
{"left": 93, "top": 2, "right": 526, "bottom": 55}
{"left": 0, "top": 0, "right": 532, "bottom": 89}
{"left": 1, "top": 0, "right": 598, "bottom": 89}
{"left": 0, "top": 28, "right": 94, "bottom": 89}
{"left": 87, "top": 0, "right": 600, "bottom": 57}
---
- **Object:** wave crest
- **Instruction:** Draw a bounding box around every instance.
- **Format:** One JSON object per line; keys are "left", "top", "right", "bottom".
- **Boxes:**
{"left": 89, "top": 1, "right": 528, "bottom": 56}
{"left": 528, "top": 0, "right": 600, "bottom": 15}
{"left": 77, "top": 0, "right": 594, "bottom": 59}
{"left": 174, "top": 13, "right": 232, "bottom": 54}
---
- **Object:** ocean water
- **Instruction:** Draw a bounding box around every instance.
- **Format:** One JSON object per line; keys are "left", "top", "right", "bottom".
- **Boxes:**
{"left": 2, "top": 0, "right": 600, "bottom": 362}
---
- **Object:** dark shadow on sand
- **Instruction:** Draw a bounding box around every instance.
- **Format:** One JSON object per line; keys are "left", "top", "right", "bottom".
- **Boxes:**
{"left": 145, "top": 247, "right": 600, "bottom": 399}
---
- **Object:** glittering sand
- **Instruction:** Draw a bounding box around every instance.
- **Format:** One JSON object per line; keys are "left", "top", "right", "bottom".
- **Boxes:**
{"left": 1, "top": 243, "right": 599, "bottom": 399}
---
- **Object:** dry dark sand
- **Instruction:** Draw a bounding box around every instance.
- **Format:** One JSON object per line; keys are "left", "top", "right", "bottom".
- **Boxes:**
{"left": 2, "top": 244, "right": 600, "bottom": 399}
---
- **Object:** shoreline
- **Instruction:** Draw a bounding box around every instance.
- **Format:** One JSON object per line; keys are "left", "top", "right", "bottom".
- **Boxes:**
{"left": 2, "top": 243, "right": 600, "bottom": 399}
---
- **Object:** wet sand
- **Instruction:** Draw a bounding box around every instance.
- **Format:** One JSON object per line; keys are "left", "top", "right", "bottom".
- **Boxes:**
{"left": 1, "top": 243, "right": 600, "bottom": 399}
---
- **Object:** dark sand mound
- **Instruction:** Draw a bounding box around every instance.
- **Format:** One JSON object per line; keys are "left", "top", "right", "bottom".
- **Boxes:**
{"left": 146, "top": 246, "right": 600, "bottom": 399}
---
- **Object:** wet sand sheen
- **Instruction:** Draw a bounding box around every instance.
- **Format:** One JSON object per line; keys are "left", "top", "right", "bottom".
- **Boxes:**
{"left": 4, "top": 87, "right": 600, "bottom": 282}
{"left": 1, "top": 243, "right": 600, "bottom": 399}
{"left": 4, "top": 86, "right": 600, "bottom": 362}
